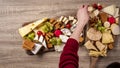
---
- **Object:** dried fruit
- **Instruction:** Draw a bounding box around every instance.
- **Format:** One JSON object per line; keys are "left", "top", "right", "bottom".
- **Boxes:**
{"left": 66, "top": 23, "right": 71, "bottom": 29}
{"left": 108, "top": 43, "right": 114, "bottom": 49}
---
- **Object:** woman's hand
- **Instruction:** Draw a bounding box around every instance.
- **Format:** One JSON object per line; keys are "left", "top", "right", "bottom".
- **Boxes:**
{"left": 77, "top": 5, "right": 89, "bottom": 26}
{"left": 70, "top": 5, "right": 89, "bottom": 42}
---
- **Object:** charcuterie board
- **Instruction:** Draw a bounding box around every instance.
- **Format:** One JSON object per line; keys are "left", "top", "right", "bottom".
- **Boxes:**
{"left": 19, "top": 16, "right": 85, "bottom": 55}
{"left": 18, "top": 3, "right": 120, "bottom": 68}
{"left": 84, "top": 3, "right": 119, "bottom": 68}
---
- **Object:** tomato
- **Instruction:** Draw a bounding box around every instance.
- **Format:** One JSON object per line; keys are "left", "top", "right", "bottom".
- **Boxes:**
{"left": 37, "top": 31, "right": 43, "bottom": 36}
{"left": 98, "top": 5, "right": 103, "bottom": 10}
{"left": 93, "top": 3, "right": 98, "bottom": 9}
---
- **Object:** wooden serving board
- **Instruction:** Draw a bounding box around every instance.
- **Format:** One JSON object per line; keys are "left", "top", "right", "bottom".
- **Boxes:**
{"left": 21, "top": 17, "right": 86, "bottom": 55}
{"left": 85, "top": 20, "right": 118, "bottom": 68}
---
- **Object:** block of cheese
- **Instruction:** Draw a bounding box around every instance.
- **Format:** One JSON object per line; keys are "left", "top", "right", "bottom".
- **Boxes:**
{"left": 102, "top": 32, "right": 114, "bottom": 43}
{"left": 102, "top": 5, "right": 116, "bottom": 16}
{"left": 18, "top": 18, "right": 48, "bottom": 37}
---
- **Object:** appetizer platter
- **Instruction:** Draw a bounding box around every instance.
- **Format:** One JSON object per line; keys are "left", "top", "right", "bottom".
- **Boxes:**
{"left": 18, "top": 3, "right": 119, "bottom": 68}
{"left": 85, "top": 3, "right": 120, "bottom": 68}
{"left": 19, "top": 16, "right": 85, "bottom": 55}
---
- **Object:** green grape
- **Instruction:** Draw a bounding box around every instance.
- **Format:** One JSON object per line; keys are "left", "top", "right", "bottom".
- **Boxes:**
{"left": 98, "top": 26, "right": 106, "bottom": 32}
{"left": 41, "top": 25, "right": 49, "bottom": 33}
{"left": 27, "top": 32, "right": 35, "bottom": 41}
{"left": 50, "top": 38, "right": 57, "bottom": 45}
{"left": 98, "top": 27, "right": 102, "bottom": 31}
{"left": 100, "top": 27, "right": 106, "bottom": 32}
{"left": 30, "top": 33, "right": 35, "bottom": 36}
{"left": 57, "top": 38, "right": 62, "bottom": 45}
{"left": 49, "top": 26, "right": 53, "bottom": 31}
{"left": 46, "top": 22, "right": 53, "bottom": 31}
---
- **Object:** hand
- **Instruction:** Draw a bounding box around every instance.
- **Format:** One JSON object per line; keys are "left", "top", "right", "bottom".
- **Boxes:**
{"left": 77, "top": 5, "right": 89, "bottom": 26}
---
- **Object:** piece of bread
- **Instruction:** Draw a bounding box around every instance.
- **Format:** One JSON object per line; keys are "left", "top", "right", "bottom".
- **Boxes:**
{"left": 87, "top": 28, "right": 102, "bottom": 41}
{"left": 95, "top": 41, "right": 106, "bottom": 51}
{"left": 22, "top": 39, "right": 35, "bottom": 50}
{"left": 84, "top": 41, "right": 98, "bottom": 51}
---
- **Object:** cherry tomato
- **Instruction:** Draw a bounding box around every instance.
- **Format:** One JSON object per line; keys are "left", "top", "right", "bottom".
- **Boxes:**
{"left": 98, "top": 5, "right": 103, "bottom": 10}
{"left": 93, "top": 3, "right": 98, "bottom": 9}
{"left": 37, "top": 31, "right": 43, "bottom": 36}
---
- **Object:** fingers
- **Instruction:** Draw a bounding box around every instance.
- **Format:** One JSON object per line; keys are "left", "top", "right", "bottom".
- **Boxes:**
{"left": 84, "top": 5, "right": 88, "bottom": 9}
{"left": 79, "top": 5, "right": 88, "bottom": 9}
{"left": 79, "top": 5, "right": 83, "bottom": 9}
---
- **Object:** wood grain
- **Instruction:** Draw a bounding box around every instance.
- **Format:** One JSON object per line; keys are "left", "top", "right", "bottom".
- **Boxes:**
{"left": 0, "top": 0, "right": 120, "bottom": 68}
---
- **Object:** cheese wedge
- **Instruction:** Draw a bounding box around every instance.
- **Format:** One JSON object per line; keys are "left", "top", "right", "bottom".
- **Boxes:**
{"left": 102, "top": 5, "right": 116, "bottom": 16}
{"left": 114, "top": 8, "right": 119, "bottom": 17}
{"left": 61, "top": 28, "right": 71, "bottom": 36}
{"left": 42, "top": 40, "right": 47, "bottom": 48}
{"left": 19, "top": 18, "right": 48, "bottom": 37}
{"left": 31, "top": 43, "right": 43, "bottom": 54}
{"left": 39, "top": 35, "right": 44, "bottom": 42}
{"left": 59, "top": 35, "right": 69, "bottom": 43}
{"left": 93, "top": 10, "right": 99, "bottom": 16}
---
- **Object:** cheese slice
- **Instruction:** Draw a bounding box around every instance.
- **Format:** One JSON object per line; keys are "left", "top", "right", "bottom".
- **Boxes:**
{"left": 102, "top": 5, "right": 116, "bottom": 16}
{"left": 18, "top": 18, "right": 48, "bottom": 37}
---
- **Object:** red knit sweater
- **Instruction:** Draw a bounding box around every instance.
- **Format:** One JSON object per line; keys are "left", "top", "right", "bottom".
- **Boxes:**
{"left": 59, "top": 38, "right": 79, "bottom": 68}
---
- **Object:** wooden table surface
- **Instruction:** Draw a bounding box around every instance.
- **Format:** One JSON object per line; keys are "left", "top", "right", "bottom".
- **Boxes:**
{"left": 0, "top": 0, "right": 120, "bottom": 68}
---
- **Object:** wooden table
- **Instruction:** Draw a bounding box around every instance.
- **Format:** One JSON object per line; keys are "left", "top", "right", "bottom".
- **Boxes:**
{"left": 0, "top": 0, "right": 120, "bottom": 68}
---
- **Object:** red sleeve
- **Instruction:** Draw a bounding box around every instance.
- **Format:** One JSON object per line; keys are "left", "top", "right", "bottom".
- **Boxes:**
{"left": 59, "top": 38, "right": 79, "bottom": 68}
